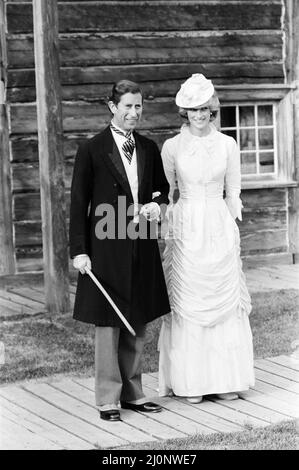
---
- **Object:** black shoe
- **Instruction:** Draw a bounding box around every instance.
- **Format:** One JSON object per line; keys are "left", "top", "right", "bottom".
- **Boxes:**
{"left": 120, "top": 401, "right": 162, "bottom": 413}
{"left": 99, "top": 409, "right": 121, "bottom": 421}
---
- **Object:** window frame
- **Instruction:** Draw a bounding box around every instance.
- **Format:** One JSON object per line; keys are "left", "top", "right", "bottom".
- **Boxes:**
{"left": 220, "top": 101, "right": 278, "bottom": 179}
{"left": 216, "top": 85, "right": 297, "bottom": 190}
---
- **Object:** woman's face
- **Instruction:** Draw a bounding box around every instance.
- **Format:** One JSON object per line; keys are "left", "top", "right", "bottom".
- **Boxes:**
{"left": 186, "top": 104, "right": 210, "bottom": 133}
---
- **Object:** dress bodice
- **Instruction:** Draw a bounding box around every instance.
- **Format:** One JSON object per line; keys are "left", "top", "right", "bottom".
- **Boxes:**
{"left": 162, "top": 124, "right": 243, "bottom": 219}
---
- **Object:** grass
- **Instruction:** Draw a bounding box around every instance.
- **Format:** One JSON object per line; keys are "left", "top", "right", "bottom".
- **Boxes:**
{"left": 0, "top": 289, "right": 298, "bottom": 384}
{"left": 114, "top": 420, "right": 298, "bottom": 450}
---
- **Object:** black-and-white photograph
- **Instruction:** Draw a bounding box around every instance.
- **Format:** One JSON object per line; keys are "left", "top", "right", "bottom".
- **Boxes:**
{"left": 0, "top": 0, "right": 298, "bottom": 454}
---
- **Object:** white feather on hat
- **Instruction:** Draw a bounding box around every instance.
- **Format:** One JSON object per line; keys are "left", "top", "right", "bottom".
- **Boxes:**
{"left": 176, "top": 74, "right": 215, "bottom": 108}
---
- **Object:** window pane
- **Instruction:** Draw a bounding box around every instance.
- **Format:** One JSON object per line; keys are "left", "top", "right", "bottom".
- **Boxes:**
{"left": 239, "top": 106, "right": 255, "bottom": 127}
{"left": 241, "top": 152, "right": 256, "bottom": 174}
{"left": 222, "top": 129, "right": 237, "bottom": 140}
{"left": 259, "top": 128, "right": 273, "bottom": 149}
{"left": 258, "top": 105, "right": 273, "bottom": 126}
{"left": 240, "top": 129, "right": 256, "bottom": 150}
{"left": 220, "top": 106, "right": 236, "bottom": 127}
{"left": 259, "top": 152, "right": 274, "bottom": 173}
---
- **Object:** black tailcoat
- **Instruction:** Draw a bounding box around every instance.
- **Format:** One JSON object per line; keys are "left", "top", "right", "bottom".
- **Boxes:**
{"left": 69, "top": 126, "right": 170, "bottom": 327}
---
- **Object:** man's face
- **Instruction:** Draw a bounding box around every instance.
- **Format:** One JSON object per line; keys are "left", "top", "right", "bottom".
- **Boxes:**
{"left": 109, "top": 92, "right": 143, "bottom": 132}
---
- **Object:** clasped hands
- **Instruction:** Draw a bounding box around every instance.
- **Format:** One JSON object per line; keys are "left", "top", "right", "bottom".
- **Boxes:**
{"left": 139, "top": 202, "right": 160, "bottom": 222}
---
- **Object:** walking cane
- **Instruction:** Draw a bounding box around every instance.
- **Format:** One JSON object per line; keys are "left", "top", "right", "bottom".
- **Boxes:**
{"left": 84, "top": 266, "right": 136, "bottom": 336}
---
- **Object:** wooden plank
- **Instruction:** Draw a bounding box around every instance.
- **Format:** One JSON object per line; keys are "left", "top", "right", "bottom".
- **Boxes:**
{"left": 51, "top": 379, "right": 186, "bottom": 440}
{"left": 240, "top": 229, "right": 288, "bottom": 256}
{"left": 33, "top": 0, "right": 70, "bottom": 314}
{"left": 24, "top": 380, "right": 158, "bottom": 444}
{"left": 241, "top": 188, "right": 287, "bottom": 209}
{"left": 10, "top": 286, "right": 45, "bottom": 304}
{"left": 258, "top": 264, "right": 299, "bottom": 278}
{"left": 1, "top": 401, "right": 66, "bottom": 449}
{"left": 240, "top": 209, "right": 287, "bottom": 233}
{"left": 268, "top": 355, "right": 299, "bottom": 372}
{"left": 7, "top": 30, "right": 283, "bottom": 69}
{"left": 16, "top": 256, "right": 43, "bottom": 273}
{"left": 252, "top": 379, "right": 299, "bottom": 407}
{"left": 80, "top": 374, "right": 266, "bottom": 431}
{"left": 143, "top": 385, "right": 251, "bottom": 433}
{"left": 208, "top": 395, "right": 289, "bottom": 425}
{"left": 7, "top": 77, "right": 287, "bottom": 103}
{"left": 14, "top": 221, "right": 43, "bottom": 246}
{"left": 238, "top": 388, "right": 299, "bottom": 418}
{"left": 22, "top": 381, "right": 144, "bottom": 447}
{"left": 145, "top": 371, "right": 297, "bottom": 425}
{"left": 73, "top": 377, "right": 214, "bottom": 436}
{"left": 0, "top": 415, "right": 62, "bottom": 450}
{"left": 14, "top": 192, "right": 71, "bottom": 221}
{"left": 0, "top": 0, "right": 16, "bottom": 275}
{"left": 6, "top": 2, "right": 282, "bottom": 34}
{"left": 7, "top": 62, "right": 285, "bottom": 91}
{"left": 0, "top": 385, "right": 93, "bottom": 449}
{"left": 244, "top": 270, "right": 293, "bottom": 290}
{"left": 0, "top": 296, "right": 33, "bottom": 314}
{"left": 12, "top": 81, "right": 293, "bottom": 135}
{"left": 10, "top": 131, "right": 175, "bottom": 163}
{"left": 0, "top": 303, "right": 29, "bottom": 318}
{"left": 0, "top": 289, "right": 44, "bottom": 310}
{"left": 12, "top": 161, "right": 73, "bottom": 191}
{"left": 254, "top": 368, "right": 299, "bottom": 394}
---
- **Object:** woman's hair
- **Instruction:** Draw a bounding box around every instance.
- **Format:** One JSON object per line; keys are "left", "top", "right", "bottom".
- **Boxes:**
{"left": 178, "top": 92, "right": 220, "bottom": 122}
{"left": 108, "top": 80, "right": 143, "bottom": 105}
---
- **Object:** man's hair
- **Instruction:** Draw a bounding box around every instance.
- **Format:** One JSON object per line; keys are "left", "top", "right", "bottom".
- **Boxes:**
{"left": 108, "top": 80, "right": 143, "bottom": 105}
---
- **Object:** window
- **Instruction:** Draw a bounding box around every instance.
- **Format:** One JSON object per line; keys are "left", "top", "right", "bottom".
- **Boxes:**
{"left": 220, "top": 103, "right": 277, "bottom": 177}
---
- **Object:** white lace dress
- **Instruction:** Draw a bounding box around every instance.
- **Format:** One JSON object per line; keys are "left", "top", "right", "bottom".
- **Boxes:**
{"left": 158, "top": 124, "right": 255, "bottom": 397}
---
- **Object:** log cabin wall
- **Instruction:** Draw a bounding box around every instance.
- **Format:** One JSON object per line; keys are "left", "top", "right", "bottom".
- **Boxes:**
{"left": 2, "top": 0, "right": 297, "bottom": 272}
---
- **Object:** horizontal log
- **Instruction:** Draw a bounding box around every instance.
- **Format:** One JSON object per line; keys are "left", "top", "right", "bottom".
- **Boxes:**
{"left": 7, "top": 63, "right": 285, "bottom": 90}
{"left": 239, "top": 209, "right": 287, "bottom": 233}
{"left": 7, "top": 31, "right": 283, "bottom": 69}
{"left": 240, "top": 229, "right": 288, "bottom": 255}
{"left": 6, "top": 2, "right": 282, "bottom": 34}
{"left": 10, "top": 99, "right": 183, "bottom": 134}
{"left": 14, "top": 221, "right": 287, "bottom": 255}
{"left": 13, "top": 190, "right": 287, "bottom": 233}
{"left": 10, "top": 129, "right": 177, "bottom": 162}
{"left": 9, "top": 0, "right": 280, "bottom": 2}
{"left": 12, "top": 73, "right": 292, "bottom": 132}
{"left": 12, "top": 161, "right": 74, "bottom": 191}
{"left": 7, "top": 75, "right": 287, "bottom": 103}
{"left": 13, "top": 191, "right": 71, "bottom": 221}
{"left": 15, "top": 221, "right": 42, "bottom": 246}
{"left": 241, "top": 188, "right": 287, "bottom": 208}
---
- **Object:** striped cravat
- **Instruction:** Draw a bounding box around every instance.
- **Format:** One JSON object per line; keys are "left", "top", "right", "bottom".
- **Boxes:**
{"left": 110, "top": 122, "right": 135, "bottom": 164}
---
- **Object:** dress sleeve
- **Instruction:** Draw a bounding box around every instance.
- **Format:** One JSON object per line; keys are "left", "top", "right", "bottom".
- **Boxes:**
{"left": 161, "top": 139, "right": 177, "bottom": 238}
{"left": 161, "top": 140, "right": 176, "bottom": 205}
{"left": 224, "top": 138, "right": 243, "bottom": 221}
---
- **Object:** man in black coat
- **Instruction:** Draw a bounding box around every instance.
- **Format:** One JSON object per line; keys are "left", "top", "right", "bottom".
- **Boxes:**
{"left": 69, "top": 80, "right": 170, "bottom": 421}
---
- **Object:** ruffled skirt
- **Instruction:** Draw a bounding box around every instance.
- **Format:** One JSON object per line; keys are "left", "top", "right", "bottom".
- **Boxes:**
{"left": 158, "top": 198, "right": 255, "bottom": 397}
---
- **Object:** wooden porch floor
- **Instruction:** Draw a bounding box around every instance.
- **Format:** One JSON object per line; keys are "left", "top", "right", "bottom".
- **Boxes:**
{"left": 0, "top": 264, "right": 298, "bottom": 449}
{"left": 0, "top": 354, "right": 298, "bottom": 450}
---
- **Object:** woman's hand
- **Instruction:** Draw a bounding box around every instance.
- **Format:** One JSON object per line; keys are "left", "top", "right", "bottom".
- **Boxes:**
{"left": 140, "top": 202, "right": 161, "bottom": 221}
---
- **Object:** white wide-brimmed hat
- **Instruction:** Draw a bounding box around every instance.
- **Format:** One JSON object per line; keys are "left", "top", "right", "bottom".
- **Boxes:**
{"left": 175, "top": 74, "right": 214, "bottom": 108}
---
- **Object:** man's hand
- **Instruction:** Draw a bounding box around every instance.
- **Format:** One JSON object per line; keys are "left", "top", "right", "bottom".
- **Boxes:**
{"left": 73, "top": 254, "right": 91, "bottom": 274}
{"left": 139, "top": 202, "right": 160, "bottom": 221}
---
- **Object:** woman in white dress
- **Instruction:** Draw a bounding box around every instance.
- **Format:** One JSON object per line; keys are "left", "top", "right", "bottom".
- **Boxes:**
{"left": 158, "top": 74, "right": 255, "bottom": 403}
